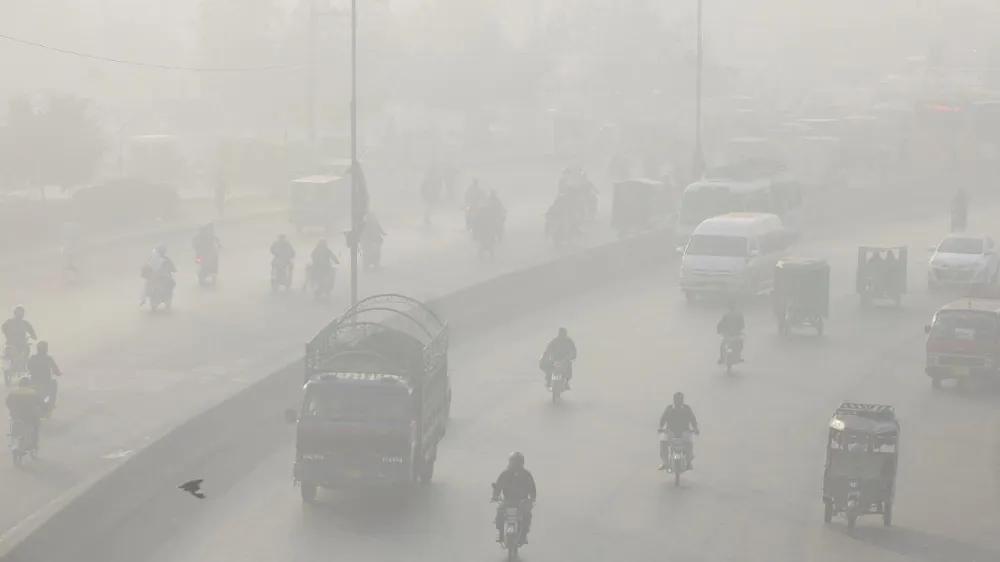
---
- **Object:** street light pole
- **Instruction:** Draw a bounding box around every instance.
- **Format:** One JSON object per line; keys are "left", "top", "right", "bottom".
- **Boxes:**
{"left": 307, "top": 0, "right": 318, "bottom": 153}
{"left": 692, "top": 0, "right": 706, "bottom": 179}
{"left": 349, "top": 0, "right": 360, "bottom": 306}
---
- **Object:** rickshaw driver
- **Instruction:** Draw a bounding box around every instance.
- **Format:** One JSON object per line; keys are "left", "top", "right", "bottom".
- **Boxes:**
{"left": 865, "top": 250, "right": 885, "bottom": 293}
{"left": 882, "top": 250, "right": 898, "bottom": 292}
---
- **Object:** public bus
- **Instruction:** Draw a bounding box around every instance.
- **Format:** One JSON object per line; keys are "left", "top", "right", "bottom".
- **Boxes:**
{"left": 675, "top": 158, "right": 803, "bottom": 242}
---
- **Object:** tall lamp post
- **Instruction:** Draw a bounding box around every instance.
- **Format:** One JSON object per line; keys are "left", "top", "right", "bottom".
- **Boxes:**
{"left": 349, "top": 0, "right": 361, "bottom": 306}
{"left": 692, "top": 0, "right": 706, "bottom": 180}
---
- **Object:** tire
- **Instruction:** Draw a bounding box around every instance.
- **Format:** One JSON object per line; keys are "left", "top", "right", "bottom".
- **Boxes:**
{"left": 823, "top": 499, "right": 834, "bottom": 523}
{"left": 684, "top": 291, "right": 695, "bottom": 303}
{"left": 846, "top": 512, "right": 857, "bottom": 533}
{"left": 506, "top": 540, "right": 518, "bottom": 562}
{"left": 931, "top": 377, "right": 942, "bottom": 390}
{"left": 300, "top": 483, "right": 317, "bottom": 504}
{"left": 816, "top": 317, "right": 824, "bottom": 336}
{"left": 674, "top": 469, "right": 681, "bottom": 487}
{"left": 883, "top": 501, "right": 892, "bottom": 527}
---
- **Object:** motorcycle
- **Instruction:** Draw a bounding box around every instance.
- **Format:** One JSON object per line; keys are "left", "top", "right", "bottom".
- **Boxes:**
{"left": 303, "top": 263, "right": 336, "bottom": 300}
{"left": 9, "top": 418, "right": 36, "bottom": 468}
{"left": 659, "top": 429, "right": 690, "bottom": 486}
{"left": 2, "top": 344, "right": 28, "bottom": 387}
{"left": 195, "top": 253, "right": 218, "bottom": 286}
{"left": 271, "top": 259, "right": 294, "bottom": 293}
{"left": 721, "top": 335, "right": 744, "bottom": 374}
{"left": 149, "top": 276, "right": 175, "bottom": 311}
{"left": 548, "top": 359, "right": 572, "bottom": 403}
{"left": 491, "top": 485, "right": 530, "bottom": 562}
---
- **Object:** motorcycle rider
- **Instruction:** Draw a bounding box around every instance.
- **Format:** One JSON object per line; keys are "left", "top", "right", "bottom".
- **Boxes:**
{"left": 540, "top": 327, "right": 577, "bottom": 388}
{"left": 360, "top": 212, "right": 386, "bottom": 268}
{"left": 192, "top": 223, "right": 222, "bottom": 269}
{"left": 491, "top": 452, "right": 537, "bottom": 544}
{"left": 484, "top": 189, "right": 507, "bottom": 240}
{"left": 27, "top": 341, "right": 62, "bottom": 410}
{"left": 465, "top": 180, "right": 487, "bottom": 231}
{"left": 270, "top": 234, "right": 296, "bottom": 275}
{"left": 141, "top": 245, "right": 177, "bottom": 305}
{"left": 3, "top": 306, "right": 37, "bottom": 366}
{"left": 309, "top": 239, "right": 340, "bottom": 286}
{"left": 658, "top": 392, "right": 700, "bottom": 470}
{"left": 716, "top": 301, "right": 745, "bottom": 364}
{"left": 6, "top": 375, "right": 42, "bottom": 449}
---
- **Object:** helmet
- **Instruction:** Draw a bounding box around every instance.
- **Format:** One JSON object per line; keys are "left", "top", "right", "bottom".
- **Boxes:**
{"left": 36, "top": 341, "right": 48, "bottom": 354}
{"left": 508, "top": 451, "right": 525, "bottom": 469}
{"left": 204, "top": 222, "right": 215, "bottom": 231}
{"left": 317, "top": 239, "right": 328, "bottom": 247}
{"left": 558, "top": 327, "right": 568, "bottom": 337}
{"left": 673, "top": 392, "right": 684, "bottom": 404}
{"left": 727, "top": 300, "right": 737, "bottom": 312}
{"left": 156, "top": 244, "right": 167, "bottom": 256}
{"left": 277, "top": 233, "right": 287, "bottom": 241}
{"left": 17, "top": 375, "right": 32, "bottom": 388}
{"left": 13, "top": 306, "right": 24, "bottom": 319}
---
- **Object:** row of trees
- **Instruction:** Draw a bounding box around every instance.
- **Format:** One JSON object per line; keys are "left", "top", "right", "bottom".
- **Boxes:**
{"left": 0, "top": 96, "right": 106, "bottom": 193}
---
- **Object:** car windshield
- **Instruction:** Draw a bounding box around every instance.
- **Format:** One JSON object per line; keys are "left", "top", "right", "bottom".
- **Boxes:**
{"left": 303, "top": 385, "right": 411, "bottom": 422}
{"left": 929, "top": 310, "right": 999, "bottom": 342}
{"left": 937, "top": 237, "right": 983, "bottom": 254}
{"left": 685, "top": 234, "right": 748, "bottom": 257}
{"left": 679, "top": 189, "right": 744, "bottom": 225}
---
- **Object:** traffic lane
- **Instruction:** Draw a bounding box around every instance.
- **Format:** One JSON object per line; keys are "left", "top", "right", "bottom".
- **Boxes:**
{"left": 0, "top": 205, "right": 614, "bottom": 536}
{"left": 102, "top": 212, "right": 999, "bottom": 562}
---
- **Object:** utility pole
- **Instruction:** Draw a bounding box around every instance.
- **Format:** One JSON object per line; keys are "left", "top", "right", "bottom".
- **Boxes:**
{"left": 349, "top": 0, "right": 360, "bottom": 306}
{"left": 691, "top": 0, "right": 706, "bottom": 180}
{"left": 307, "top": 0, "right": 318, "bottom": 153}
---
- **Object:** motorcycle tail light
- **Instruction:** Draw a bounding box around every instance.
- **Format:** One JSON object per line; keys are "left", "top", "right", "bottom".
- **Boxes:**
{"left": 195, "top": 257, "right": 202, "bottom": 264}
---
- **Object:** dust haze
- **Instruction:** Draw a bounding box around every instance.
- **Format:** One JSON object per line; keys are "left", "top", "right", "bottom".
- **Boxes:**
{"left": 0, "top": 1, "right": 999, "bottom": 562}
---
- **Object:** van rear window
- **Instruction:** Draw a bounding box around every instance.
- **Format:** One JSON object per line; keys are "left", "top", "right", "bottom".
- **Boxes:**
{"left": 929, "top": 310, "right": 999, "bottom": 342}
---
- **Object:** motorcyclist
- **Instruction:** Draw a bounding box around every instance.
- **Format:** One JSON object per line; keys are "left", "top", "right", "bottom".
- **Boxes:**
{"left": 2, "top": 306, "right": 37, "bottom": 355}
{"left": 141, "top": 245, "right": 177, "bottom": 305}
{"left": 309, "top": 240, "right": 340, "bottom": 285}
{"left": 6, "top": 376, "right": 42, "bottom": 449}
{"left": 360, "top": 213, "right": 387, "bottom": 268}
{"left": 192, "top": 223, "right": 221, "bottom": 262}
{"left": 465, "top": 180, "right": 487, "bottom": 230}
{"left": 270, "top": 234, "right": 296, "bottom": 271}
{"left": 491, "top": 452, "right": 537, "bottom": 544}
{"left": 540, "top": 327, "right": 577, "bottom": 388}
{"left": 716, "top": 302, "right": 745, "bottom": 364}
{"left": 658, "top": 392, "right": 700, "bottom": 470}
{"left": 27, "top": 341, "right": 62, "bottom": 409}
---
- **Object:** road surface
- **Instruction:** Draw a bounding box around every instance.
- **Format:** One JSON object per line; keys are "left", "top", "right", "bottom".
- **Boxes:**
{"left": 70, "top": 204, "right": 1000, "bottom": 562}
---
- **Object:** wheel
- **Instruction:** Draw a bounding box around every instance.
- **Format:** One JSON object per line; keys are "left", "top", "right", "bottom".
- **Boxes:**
{"left": 816, "top": 317, "right": 824, "bottom": 336}
{"left": 507, "top": 542, "right": 518, "bottom": 562}
{"left": 883, "top": 501, "right": 893, "bottom": 527}
{"left": 684, "top": 291, "right": 695, "bottom": 303}
{"left": 931, "top": 377, "right": 942, "bottom": 390}
{"left": 823, "top": 499, "right": 834, "bottom": 523}
{"left": 893, "top": 294, "right": 902, "bottom": 307}
{"left": 12, "top": 451, "right": 22, "bottom": 468}
{"left": 418, "top": 446, "right": 437, "bottom": 485}
{"left": 846, "top": 512, "right": 857, "bottom": 533}
{"left": 674, "top": 470, "right": 681, "bottom": 487}
{"left": 300, "top": 483, "right": 317, "bottom": 504}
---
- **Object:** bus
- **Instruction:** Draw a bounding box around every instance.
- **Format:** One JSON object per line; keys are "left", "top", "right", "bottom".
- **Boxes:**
{"left": 675, "top": 158, "right": 803, "bottom": 242}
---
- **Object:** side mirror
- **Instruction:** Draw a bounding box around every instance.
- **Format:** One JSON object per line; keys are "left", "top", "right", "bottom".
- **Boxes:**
{"left": 284, "top": 408, "right": 298, "bottom": 424}
{"left": 675, "top": 246, "right": 685, "bottom": 254}
{"left": 749, "top": 250, "right": 760, "bottom": 258}
{"left": 924, "top": 325, "right": 931, "bottom": 334}
{"left": 927, "top": 246, "right": 937, "bottom": 253}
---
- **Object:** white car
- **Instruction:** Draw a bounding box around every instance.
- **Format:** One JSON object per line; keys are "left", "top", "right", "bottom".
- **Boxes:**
{"left": 928, "top": 234, "right": 1000, "bottom": 289}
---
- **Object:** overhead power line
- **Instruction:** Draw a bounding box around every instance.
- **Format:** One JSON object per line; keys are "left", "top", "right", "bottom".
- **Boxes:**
{"left": 0, "top": 32, "right": 301, "bottom": 72}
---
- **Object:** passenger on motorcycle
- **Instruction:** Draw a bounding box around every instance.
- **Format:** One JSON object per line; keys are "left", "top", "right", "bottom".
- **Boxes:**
{"left": 540, "top": 327, "right": 577, "bottom": 388}
{"left": 659, "top": 392, "right": 699, "bottom": 470}
{"left": 2, "top": 306, "right": 37, "bottom": 358}
{"left": 27, "top": 341, "right": 62, "bottom": 408}
{"left": 491, "top": 452, "right": 537, "bottom": 544}
{"left": 270, "top": 234, "right": 296, "bottom": 269}
{"left": 6, "top": 376, "right": 42, "bottom": 449}
{"left": 361, "top": 213, "right": 386, "bottom": 246}
{"left": 140, "top": 245, "right": 177, "bottom": 305}
{"left": 716, "top": 302, "right": 745, "bottom": 364}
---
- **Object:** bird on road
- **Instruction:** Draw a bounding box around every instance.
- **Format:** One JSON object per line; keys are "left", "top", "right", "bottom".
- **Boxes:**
{"left": 178, "top": 479, "right": 206, "bottom": 499}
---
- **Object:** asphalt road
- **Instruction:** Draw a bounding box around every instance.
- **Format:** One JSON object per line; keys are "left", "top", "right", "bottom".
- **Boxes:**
{"left": 0, "top": 154, "right": 605, "bottom": 539}
{"left": 68, "top": 204, "right": 1000, "bottom": 562}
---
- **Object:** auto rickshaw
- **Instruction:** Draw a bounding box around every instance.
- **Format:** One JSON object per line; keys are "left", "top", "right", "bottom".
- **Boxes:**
{"left": 610, "top": 178, "right": 674, "bottom": 237}
{"left": 289, "top": 174, "right": 349, "bottom": 235}
{"left": 773, "top": 257, "right": 830, "bottom": 335}
{"left": 822, "top": 402, "right": 899, "bottom": 534}
{"left": 856, "top": 245, "right": 907, "bottom": 307}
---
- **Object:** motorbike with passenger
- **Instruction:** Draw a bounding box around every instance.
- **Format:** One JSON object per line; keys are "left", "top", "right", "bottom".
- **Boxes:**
{"left": 822, "top": 402, "right": 899, "bottom": 534}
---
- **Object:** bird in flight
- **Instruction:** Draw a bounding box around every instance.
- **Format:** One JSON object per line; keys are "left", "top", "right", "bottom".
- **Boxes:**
{"left": 178, "top": 479, "right": 206, "bottom": 499}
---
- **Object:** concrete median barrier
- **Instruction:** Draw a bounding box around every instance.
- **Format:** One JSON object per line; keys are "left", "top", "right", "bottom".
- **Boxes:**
{"left": 0, "top": 227, "right": 673, "bottom": 562}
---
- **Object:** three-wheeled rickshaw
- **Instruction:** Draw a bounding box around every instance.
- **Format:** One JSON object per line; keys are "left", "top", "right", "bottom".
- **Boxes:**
{"left": 773, "top": 257, "right": 830, "bottom": 335}
{"left": 289, "top": 174, "right": 349, "bottom": 235}
{"left": 856, "top": 245, "right": 907, "bottom": 307}
{"left": 822, "top": 402, "right": 899, "bottom": 534}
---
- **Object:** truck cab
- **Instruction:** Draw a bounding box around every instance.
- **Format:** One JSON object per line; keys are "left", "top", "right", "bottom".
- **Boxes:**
{"left": 925, "top": 290, "right": 1000, "bottom": 389}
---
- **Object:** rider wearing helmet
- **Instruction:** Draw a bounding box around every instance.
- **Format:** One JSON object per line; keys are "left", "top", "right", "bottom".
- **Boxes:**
{"left": 270, "top": 234, "right": 296, "bottom": 266}
{"left": 491, "top": 452, "right": 537, "bottom": 544}
{"left": 716, "top": 301, "right": 745, "bottom": 364}
{"left": 540, "top": 327, "right": 577, "bottom": 388}
{"left": 192, "top": 223, "right": 221, "bottom": 262}
{"left": 2, "top": 306, "right": 36, "bottom": 352}
{"left": 27, "top": 341, "right": 62, "bottom": 408}
{"left": 659, "top": 392, "right": 700, "bottom": 470}
{"left": 6, "top": 375, "right": 42, "bottom": 448}
{"left": 141, "top": 245, "right": 177, "bottom": 305}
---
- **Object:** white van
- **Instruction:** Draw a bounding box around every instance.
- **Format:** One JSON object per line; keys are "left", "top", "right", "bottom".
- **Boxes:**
{"left": 678, "top": 212, "right": 790, "bottom": 300}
